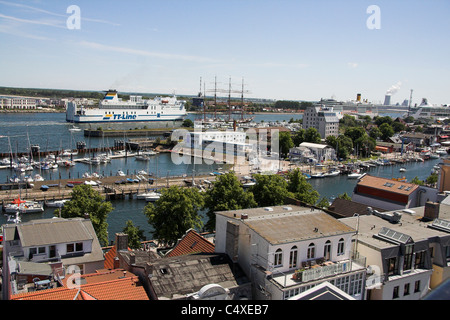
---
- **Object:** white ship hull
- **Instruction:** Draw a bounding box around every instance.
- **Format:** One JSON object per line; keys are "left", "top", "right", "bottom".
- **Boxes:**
{"left": 66, "top": 90, "right": 187, "bottom": 123}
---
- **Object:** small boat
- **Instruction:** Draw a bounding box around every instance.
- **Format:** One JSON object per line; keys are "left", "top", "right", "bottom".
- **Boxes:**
{"left": 4, "top": 197, "right": 44, "bottom": 213}
{"left": 311, "top": 172, "right": 325, "bottom": 178}
{"left": 68, "top": 126, "right": 81, "bottom": 132}
{"left": 135, "top": 154, "right": 151, "bottom": 161}
{"left": 399, "top": 167, "right": 406, "bottom": 172}
{"left": 324, "top": 170, "right": 340, "bottom": 177}
{"left": 347, "top": 172, "right": 363, "bottom": 179}
{"left": 116, "top": 170, "right": 126, "bottom": 176}
{"left": 145, "top": 192, "right": 161, "bottom": 202}
{"left": 5, "top": 211, "right": 21, "bottom": 224}
{"left": 45, "top": 199, "right": 68, "bottom": 208}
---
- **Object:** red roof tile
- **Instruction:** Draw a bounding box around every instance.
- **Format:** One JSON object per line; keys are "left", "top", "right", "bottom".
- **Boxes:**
{"left": 11, "top": 269, "right": 149, "bottom": 300}
{"left": 166, "top": 229, "right": 215, "bottom": 257}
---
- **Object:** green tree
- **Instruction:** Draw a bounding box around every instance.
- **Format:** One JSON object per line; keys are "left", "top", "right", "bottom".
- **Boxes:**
{"left": 316, "top": 197, "right": 330, "bottom": 209}
{"left": 426, "top": 173, "right": 438, "bottom": 186}
{"left": 379, "top": 123, "right": 394, "bottom": 141}
{"left": 60, "top": 184, "right": 113, "bottom": 246}
{"left": 123, "top": 220, "right": 146, "bottom": 249}
{"left": 249, "top": 174, "right": 292, "bottom": 207}
{"left": 369, "top": 127, "right": 381, "bottom": 140}
{"left": 392, "top": 121, "right": 406, "bottom": 133}
{"left": 410, "top": 176, "right": 424, "bottom": 186}
{"left": 304, "top": 127, "right": 322, "bottom": 143}
{"left": 355, "top": 134, "right": 376, "bottom": 158}
{"left": 278, "top": 131, "right": 294, "bottom": 157}
{"left": 286, "top": 168, "right": 319, "bottom": 205}
{"left": 337, "top": 192, "right": 352, "bottom": 200}
{"left": 292, "top": 128, "right": 306, "bottom": 146}
{"left": 203, "top": 172, "right": 257, "bottom": 231}
{"left": 344, "top": 126, "right": 366, "bottom": 143}
{"left": 144, "top": 186, "right": 204, "bottom": 246}
{"left": 339, "top": 114, "right": 358, "bottom": 128}
{"left": 182, "top": 119, "right": 194, "bottom": 128}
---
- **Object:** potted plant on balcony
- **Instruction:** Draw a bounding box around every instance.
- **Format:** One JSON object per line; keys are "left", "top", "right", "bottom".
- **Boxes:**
{"left": 292, "top": 268, "right": 306, "bottom": 281}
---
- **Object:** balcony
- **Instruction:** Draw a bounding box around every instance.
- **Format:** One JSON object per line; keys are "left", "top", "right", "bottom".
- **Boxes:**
{"left": 269, "top": 254, "right": 366, "bottom": 288}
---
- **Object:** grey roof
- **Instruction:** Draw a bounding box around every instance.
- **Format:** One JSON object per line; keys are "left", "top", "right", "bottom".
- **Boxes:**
{"left": 14, "top": 218, "right": 95, "bottom": 247}
{"left": 147, "top": 253, "right": 249, "bottom": 299}
{"left": 216, "top": 205, "right": 355, "bottom": 245}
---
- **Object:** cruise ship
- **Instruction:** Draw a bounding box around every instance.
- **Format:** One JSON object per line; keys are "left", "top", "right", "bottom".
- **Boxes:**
{"left": 66, "top": 90, "right": 187, "bottom": 123}
{"left": 405, "top": 99, "right": 450, "bottom": 121}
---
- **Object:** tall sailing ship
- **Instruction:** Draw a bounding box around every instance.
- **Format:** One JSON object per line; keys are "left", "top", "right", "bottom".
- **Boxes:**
{"left": 66, "top": 90, "right": 186, "bottom": 123}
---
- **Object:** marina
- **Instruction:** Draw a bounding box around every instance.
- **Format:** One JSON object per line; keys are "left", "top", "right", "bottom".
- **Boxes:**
{"left": 0, "top": 110, "right": 444, "bottom": 244}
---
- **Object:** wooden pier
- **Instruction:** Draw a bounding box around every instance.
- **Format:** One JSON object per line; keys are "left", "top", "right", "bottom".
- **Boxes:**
{"left": 0, "top": 173, "right": 216, "bottom": 208}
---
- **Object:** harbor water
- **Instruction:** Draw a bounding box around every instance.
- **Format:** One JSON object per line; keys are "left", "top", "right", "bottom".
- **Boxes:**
{"left": 1, "top": 111, "right": 442, "bottom": 243}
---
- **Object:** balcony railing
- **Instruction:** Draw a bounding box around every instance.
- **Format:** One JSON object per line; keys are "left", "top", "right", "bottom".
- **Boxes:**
{"left": 270, "top": 253, "right": 366, "bottom": 287}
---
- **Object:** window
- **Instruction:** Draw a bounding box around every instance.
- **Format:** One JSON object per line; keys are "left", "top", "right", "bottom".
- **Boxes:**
{"left": 387, "top": 257, "right": 398, "bottom": 276}
{"left": 289, "top": 246, "right": 298, "bottom": 269}
{"left": 76, "top": 242, "right": 83, "bottom": 252}
{"left": 414, "top": 280, "right": 421, "bottom": 293}
{"left": 404, "top": 283, "right": 410, "bottom": 296}
{"left": 404, "top": 245, "right": 414, "bottom": 271}
{"left": 307, "top": 243, "right": 315, "bottom": 259}
{"left": 393, "top": 286, "right": 399, "bottom": 299}
{"left": 67, "top": 243, "right": 74, "bottom": 253}
{"left": 337, "top": 238, "right": 345, "bottom": 256}
{"left": 324, "top": 240, "right": 332, "bottom": 260}
{"left": 415, "top": 250, "right": 426, "bottom": 269}
{"left": 274, "top": 249, "right": 283, "bottom": 267}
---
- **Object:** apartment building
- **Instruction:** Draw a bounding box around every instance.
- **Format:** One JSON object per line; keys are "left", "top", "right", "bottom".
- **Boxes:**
{"left": 214, "top": 205, "right": 367, "bottom": 300}
{"left": 340, "top": 201, "right": 450, "bottom": 300}
{"left": 352, "top": 174, "right": 439, "bottom": 211}
{"left": 0, "top": 96, "right": 37, "bottom": 109}
{"left": 2, "top": 217, "right": 105, "bottom": 299}
{"left": 302, "top": 105, "right": 339, "bottom": 138}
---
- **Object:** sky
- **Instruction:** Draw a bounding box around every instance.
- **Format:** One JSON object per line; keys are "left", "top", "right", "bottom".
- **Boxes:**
{"left": 0, "top": 0, "right": 449, "bottom": 105}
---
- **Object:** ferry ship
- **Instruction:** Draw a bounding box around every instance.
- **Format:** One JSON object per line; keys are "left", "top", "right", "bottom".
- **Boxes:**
{"left": 66, "top": 90, "right": 186, "bottom": 123}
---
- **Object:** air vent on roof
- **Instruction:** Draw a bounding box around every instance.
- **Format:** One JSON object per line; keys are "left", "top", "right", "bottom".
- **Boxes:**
{"left": 283, "top": 206, "right": 292, "bottom": 211}
{"left": 264, "top": 207, "right": 273, "bottom": 211}
{"left": 367, "top": 207, "right": 402, "bottom": 223}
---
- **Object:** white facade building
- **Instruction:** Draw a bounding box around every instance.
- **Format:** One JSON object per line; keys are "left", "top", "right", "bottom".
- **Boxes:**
{"left": 302, "top": 105, "right": 340, "bottom": 138}
{"left": 214, "top": 205, "right": 367, "bottom": 300}
{"left": 0, "top": 96, "right": 37, "bottom": 109}
{"left": 289, "top": 142, "right": 336, "bottom": 163}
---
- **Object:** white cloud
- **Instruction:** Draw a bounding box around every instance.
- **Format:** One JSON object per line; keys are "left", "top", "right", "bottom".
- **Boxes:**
{"left": 78, "top": 40, "right": 220, "bottom": 63}
{"left": 347, "top": 62, "right": 358, "bottom": 68}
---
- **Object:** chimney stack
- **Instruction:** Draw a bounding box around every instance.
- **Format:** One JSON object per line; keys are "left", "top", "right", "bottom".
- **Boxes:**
{"left": 424, "top": 201, "right": 440, "bottom": 221}
{"left": 115, "top": 232, "right": 129, "bottom": 252}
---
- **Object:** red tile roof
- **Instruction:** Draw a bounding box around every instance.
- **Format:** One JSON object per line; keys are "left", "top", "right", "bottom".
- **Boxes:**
{"left": 103, "top": 245, "right": 131, "bottom": 269}
{"left": 11, "top": 269, "right": 149, "bottom": 300}
{"left": 166, "top": 229, "right": 215, "bottom": 257}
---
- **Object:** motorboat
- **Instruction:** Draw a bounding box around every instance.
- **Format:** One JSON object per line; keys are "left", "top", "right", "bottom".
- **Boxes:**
{"left": 145, "top": 192, "right": 161, "bottom": 202}
{"left": 5, "top": 211, "right": 21, "bottom": 224}
{"left": 324, "top": 170, "right": 340, "bottom": 177}
{"left": 311, "top": 172, "right": 325, "bottom": 178}
{"left": 116, "top": 170, "right": 126, "bottom": 176}
{"left": 45, "top": 199, "right": 69, "bottom": 208}
{"left": 399, "top": 167, "right": 406, "bottom": 172}
{"left": 347, "top": 172, "right": 363, "bottom": 179}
